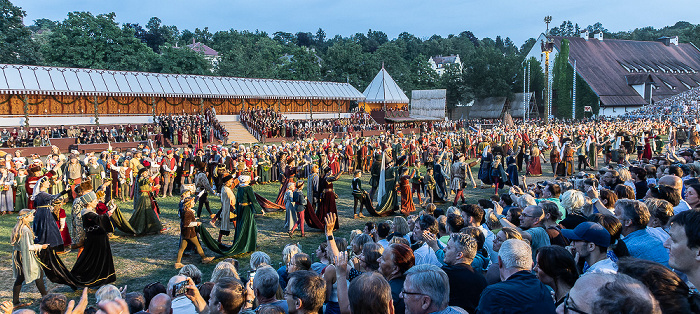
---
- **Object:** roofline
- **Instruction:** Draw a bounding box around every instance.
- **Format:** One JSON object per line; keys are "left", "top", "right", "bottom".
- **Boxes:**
{"left": 0, "top": 63, "right": 365, "bottom": 101}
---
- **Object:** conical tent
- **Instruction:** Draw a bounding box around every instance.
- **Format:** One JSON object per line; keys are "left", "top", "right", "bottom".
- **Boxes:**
{"left": 361, "top": 67, "right": 409, "bottom": 112}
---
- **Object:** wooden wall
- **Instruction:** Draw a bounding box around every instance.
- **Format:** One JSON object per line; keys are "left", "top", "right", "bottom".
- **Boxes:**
{"left": 0, "top": 94, "right": 351, "bottom": 116}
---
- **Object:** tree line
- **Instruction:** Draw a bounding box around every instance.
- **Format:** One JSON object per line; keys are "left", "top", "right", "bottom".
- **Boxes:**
{"left": 2, "top": 0, "right": 700, "bottom": 111}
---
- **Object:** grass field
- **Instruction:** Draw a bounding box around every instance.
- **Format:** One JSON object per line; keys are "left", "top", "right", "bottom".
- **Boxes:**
{"left": 0, "top": 159, "right": 560, "bottom": 307}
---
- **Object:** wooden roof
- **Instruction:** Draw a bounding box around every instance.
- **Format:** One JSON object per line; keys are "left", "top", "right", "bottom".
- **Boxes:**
{"left": 552, "top": 36, "right": 700, "bottom": 107}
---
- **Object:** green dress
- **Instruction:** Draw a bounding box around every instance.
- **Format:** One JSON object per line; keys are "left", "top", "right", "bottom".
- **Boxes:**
{"left": 14, "top": 175, "right": 27, "bottom": 212}
{"left": 127, "top": 177, "right": 163, "bottom": 235}
{"left": 199, "top": 184, "right": 260, "bottom": 256}
{"left": 370, "top": 166, "right": 398, "bottom": 216}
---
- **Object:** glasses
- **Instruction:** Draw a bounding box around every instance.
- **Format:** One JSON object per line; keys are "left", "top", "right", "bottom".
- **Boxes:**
{"left": 562, "top": 293, "right": 588, "bottom": 314}
{"left": 521, "top": 213, "right": 536, "bottom": 218}
{"left": 399, "top": 289, "right": 425, "bottom": 299}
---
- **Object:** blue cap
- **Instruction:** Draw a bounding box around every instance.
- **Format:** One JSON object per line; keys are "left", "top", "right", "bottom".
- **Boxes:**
{"left": 561, "top": 222, "right": 611, "bottom": 248}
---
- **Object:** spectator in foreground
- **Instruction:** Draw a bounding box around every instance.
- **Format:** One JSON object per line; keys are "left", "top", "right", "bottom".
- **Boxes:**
{"left": 561, "top": 222, "right": 616, "bottom": 274}
{"left": 378, "top": 243, "right": 415, "bottom": 314}
{"left": 186, "top": 276, "right": 247, "bottom": 314}
{"left": 665, "top": 210, "right": 700, "bottom": 289}
{"left": 251, "top": 266, "right": 288, "bottom": 313}
{"left": 476, "top": 239, "right": 556, "bottom": 314}
{"left": 441, "top": 233, "right": 487, "bottom": 314}
{"left": 403, "top": 264, "right": 467, "bottom": 314}
{"left": 533, "top": 246, "right": 578, "bottom": 307}
{"left": 615, "top": 199, "right": 669, "bottom": 266}
{"left": 284, "top": 271, "right": 325, "bottom": 314}
{"left": 39, "top": 294, "right": 67, "bottom": 314}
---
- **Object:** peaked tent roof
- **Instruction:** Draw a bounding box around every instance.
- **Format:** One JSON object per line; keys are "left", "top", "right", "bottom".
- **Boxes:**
{"left": 0, "top": 64, "right": 365, "bottom": 100}
{"left": 362, "top": 68, "right": 409, "bottom": 103}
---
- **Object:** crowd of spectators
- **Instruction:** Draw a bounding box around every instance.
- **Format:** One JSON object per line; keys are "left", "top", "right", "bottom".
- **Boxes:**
{"left": 155, "top": 109, "right": 228, "bottom": 146}
{"left": 0, "top": 124, "right": 153, "bottom": 148}
{"left": 240, "top": 109, "right": 381, "bottom": 140}
{"left": 625, "top": 86, "right": 700, "bottom": 118}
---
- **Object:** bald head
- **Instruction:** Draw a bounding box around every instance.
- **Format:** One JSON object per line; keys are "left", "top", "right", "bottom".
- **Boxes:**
{"left": 659, "top": 175, "right": 683, "bottom": 191}
{"left": 148, "top": 293, "right": 172, "bottom": 314}
{"left": 559, "top": 273, "right": 616, "bottom": 313}
{"left": 167, "top": 275, "right": 187, "bottom": 296}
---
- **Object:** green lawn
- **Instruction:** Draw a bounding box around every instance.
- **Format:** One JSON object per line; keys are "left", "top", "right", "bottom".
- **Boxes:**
{"left": 0, "top": 159, "right": 559, "bottom": 307}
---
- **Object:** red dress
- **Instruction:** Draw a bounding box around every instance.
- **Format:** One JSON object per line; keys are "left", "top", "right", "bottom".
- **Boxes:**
{"left": 315, "top": 178, "right": 339, "bottom": 230}
{"left": 56, "top": 206, "right": 72, "bottom": 246}
{"left": 399, "top": 175, "right": 415, "bottom": 216}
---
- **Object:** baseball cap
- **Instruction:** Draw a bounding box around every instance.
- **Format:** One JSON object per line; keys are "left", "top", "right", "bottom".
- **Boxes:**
{"left": 561, "top": 222, "right": 611, "bottom": 247}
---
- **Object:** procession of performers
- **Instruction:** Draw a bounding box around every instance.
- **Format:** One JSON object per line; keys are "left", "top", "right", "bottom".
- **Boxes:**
{"left": 4, "top": 116, "right": 690, "bottom": 305}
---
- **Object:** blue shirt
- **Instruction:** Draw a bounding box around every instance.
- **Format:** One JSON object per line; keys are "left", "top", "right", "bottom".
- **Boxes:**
{"left": 476, "top": 271, "right": 556, "bottom": 314}
{"left": 623, "top": 228, "right": 669, "bottom": 267}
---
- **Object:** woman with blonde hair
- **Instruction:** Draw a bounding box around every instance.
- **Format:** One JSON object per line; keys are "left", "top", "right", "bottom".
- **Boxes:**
{"left": 11, "top": 209, "right": 49, "bottom": 308}
{"left": 559, "top": 189, "right": 588, "bottom": 230}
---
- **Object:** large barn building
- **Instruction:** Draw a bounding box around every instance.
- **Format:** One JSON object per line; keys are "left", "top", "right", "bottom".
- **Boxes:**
{"left": 525, "top": 32, "right": 700, "bottom": 116}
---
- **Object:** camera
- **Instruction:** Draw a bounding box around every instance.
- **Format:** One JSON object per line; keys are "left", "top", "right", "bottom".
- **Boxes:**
{"left": 249, "top": 270, "right": 256, "bottom": 281}
{"left": 173, "top": 280, "right": 188, "bottom": 298}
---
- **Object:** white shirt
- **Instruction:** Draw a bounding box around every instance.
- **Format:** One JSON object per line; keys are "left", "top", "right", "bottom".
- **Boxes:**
{"left": 674, "top": 200, "right": 691, "bottom": 215}
{"left": 171, "top": 296, "right": 197, "bottom": 314}
{"left": 414, "top": 242, "right": 442, "bottom": 267}
{"left": 478, "top": 225, "right": 497, "bottom": 264}
{"left": 377, "top": 238, "right": 390, "bottom": 250}
{"left": 585, "top": 258, "right": 617, "bottom": 275}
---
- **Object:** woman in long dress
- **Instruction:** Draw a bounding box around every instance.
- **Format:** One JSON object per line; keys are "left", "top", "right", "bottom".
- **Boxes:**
{"left": 526, "top": 146, "right": 543, "bottom": 176}
{"left": 0, "top": 165, "right": 14, "bottom": 214}
{"left": 12, "top": 209, "right": 49, "bottom": 308}
{"left": 398, "top": 167, "right": 417, "bottom": 216}
{"left": 316, "top": 167, "right": 341, "bottom": 230}
{"left": 128, "top": 167, "right": 163, "bottom": 235}
{"left": 284, "top": 182, "right": 298, "bottom": 236}
{"left": 275, "top": 158, "right": 296, "bottom": 206}
{"left": 478, "top": 146, "right": 493, "bottom": 188}
{"left": 14, "top": 167, "right": 28, "bottom": 212}
{"left": 72, "top": 191, "right": 116, "bottom": 287}
{"left": 218, "top": 175, "right": 236, "bottom": 243}
{"left": 197, "top": 174, "right": 262, "bottom": 256}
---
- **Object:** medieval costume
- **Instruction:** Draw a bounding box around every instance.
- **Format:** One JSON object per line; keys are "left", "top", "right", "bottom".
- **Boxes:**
{"left": 0, "top": 167, "right": 14, "bottom": 214}
{"left": 175, "top": 196, "right": 213, "bottom": 268}
{"left": 32, "top": 177, "right": 68, "bottom": 252}
{"left": 129, "top": 168, "right": 164, "bottom": 235}
{"left": 218, "top": 175, "right": 236, "bottom": 242}
{"left": 398, "top": 168, "right": 417, "bottom": 216}
{"left": 12, "top": 209, "right": 48, "bottom": 307}
{"left": 275, "top": 161, "right": 297, "bottom": 206}
{"left": 71, "top": 191, "right": 116, "bottom": 287}
{"left": 526, "top": 147, "right": 543, "bottom": 176}
{"left": 198, "top": 175, "right": 261, "bottom": 256}
{"left": 14, "top": 169, "right": 28, "bottom": 212}
{"left": 506, "top": 154, "right": 519, "bottom": 187}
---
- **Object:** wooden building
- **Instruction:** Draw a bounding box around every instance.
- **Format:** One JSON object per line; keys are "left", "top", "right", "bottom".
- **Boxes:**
{"left": 0, "top": 64, "right": 365, "bottom": 125}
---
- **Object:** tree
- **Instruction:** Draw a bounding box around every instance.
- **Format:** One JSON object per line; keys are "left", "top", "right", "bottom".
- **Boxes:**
{"left": 41, "top": 11, "right": 157, "bottom": 71}
{"left": 552, "top": 39, "right": 573, "bottom": 118}
{"left": 273, "top": 31, "right": 295, "bottom": 46}
{"left": 441, "top": 63, "right": 469, "bottom": 110}
{"left": 296, "top": 32, "right": 314, "bottom": 47}
{"left": 463, "top": 45, "right": 520, "bottom": 100}
{"left": 409, "top": 54, "right": 439, "bottom": 91}
{"left": 151, "top": 45, "right": 210, "bottom": 75}
{"left": 278, "top": 46, "right": 321, "bottom": 81}
{"left": 322, "top": 41, "right": 374, "bottom": 89}
{"left": 0, "top": 0, "right": 42, "bottom": 64}
{"left": 27, "top": 18, "right": 57, "bottom": 32}
{"left": 143, "top": 17, "right": 178, "bottom": 53}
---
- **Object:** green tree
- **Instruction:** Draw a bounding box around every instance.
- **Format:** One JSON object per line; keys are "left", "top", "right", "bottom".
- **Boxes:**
{"left": 151, "top": 45, "right": 210, "bottom": 75}
{"left": 278, "top": 46, "right": 321, "bottom": 81}
{"left": 409, "top": 54, "right": 439, "bottom": 91}
{"left": 0, "top": 0, "right": 42, "bottom": 64}
{"left": 441, "top": 63, "right": 469, "bottom": 110}
{"left": 552, "top": 39, "right": 573, "bottom": 118}
{"left": 41, "top": 11, "right": 157, "bottom": 71}
{"left": 215, "top": 34, "right": 283, "bottom": 79}
{"left": 144, "top": 17, "right": 178, "bottom": 53}
{"left": 322, "top": 40, "right": 374, "bottom": 89}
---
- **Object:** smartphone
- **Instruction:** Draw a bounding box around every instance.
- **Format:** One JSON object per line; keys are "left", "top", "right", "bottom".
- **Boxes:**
{"left": 249, "top": 270, "right": 256, "bottom": 281}
{"left": 173, "top": 280, "right": 188, "bottom": 298}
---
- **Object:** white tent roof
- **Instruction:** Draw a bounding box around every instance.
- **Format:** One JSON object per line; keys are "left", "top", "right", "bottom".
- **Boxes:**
{"left": 0, "top": 64, "right": 365, "bottom": 100}
{"left": 362, "top": 67, "right": 409, "bottom": 103}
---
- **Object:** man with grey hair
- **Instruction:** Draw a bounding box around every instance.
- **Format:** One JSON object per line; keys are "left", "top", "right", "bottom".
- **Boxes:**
{"left": 441, "top": 233, "right": 487, "bottom": 314}
{"left": 402, "top": 264, "right": 466, "bottom": 314}
{"left": 251, "top": 266, "right": 288, "bottom": 312}
{"left": 615, "top": 199, "right": 669, "bottom": 266}
{"left": 476, "top": 239, "right": 555, "bottom": 313}
{"left": 495, "top": 204, "right": 551, "bottom": 259}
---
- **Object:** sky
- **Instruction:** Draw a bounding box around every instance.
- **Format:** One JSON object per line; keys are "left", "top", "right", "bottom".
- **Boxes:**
{"left": 18, "top": 0, "right": 700, "bottom": 46}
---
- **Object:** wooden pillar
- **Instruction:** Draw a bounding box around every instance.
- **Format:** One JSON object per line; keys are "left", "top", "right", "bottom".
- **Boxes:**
{"left": 94, "top": 95, "right": 100, "bottom": 126}
{"left": 151, "top": 97, "right": 156, "bottom": 121}
{"left": 22, "top": 95, "right": 29, "bottom": 127}
{"left": 200, "top": 98, "right": 204, "bottom": 115}
{"left": 309, "top": 99, "right": 313, "bottom": 120}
